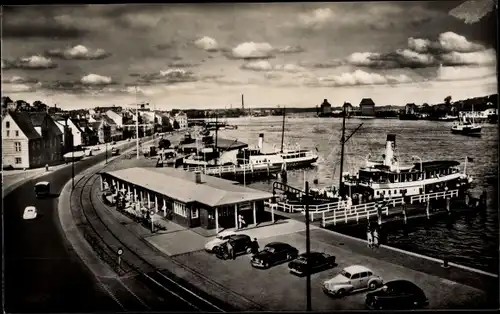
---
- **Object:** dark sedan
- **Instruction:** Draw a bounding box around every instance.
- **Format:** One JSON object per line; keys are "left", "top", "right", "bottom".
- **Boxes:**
{"left": 250, "top": 242, "right": 298, "bottom": 269}
{"left": 365, "top": 280, "right": 429, "bottom": 310}
{"left": 288, "top": 252, "right": 336, "bottom": 276}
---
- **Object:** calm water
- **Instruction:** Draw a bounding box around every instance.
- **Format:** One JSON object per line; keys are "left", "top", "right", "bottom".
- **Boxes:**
{"left": 218, "top": 116, "right": 499, "bottom": 274}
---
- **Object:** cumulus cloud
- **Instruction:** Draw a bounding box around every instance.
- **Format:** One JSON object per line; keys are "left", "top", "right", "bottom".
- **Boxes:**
{"left": 2, "top": 84, "right": 37, "bottom": 93}
{"left": 230, "top": 42, "right": 275, "bottom": 59}
{"left": 2, "top": 55, "right": 57, "bottom": 70}
{"left": 241, "top": 60, "right": 306, "bottom": 73}
{"left": 307, "top": 70, "right": 413, "bottom": 87}
{"left": 81, "top": 74, "right": 113, "bottom": 85}
{"left": 46, "top": 45, "right": 111, "bottom": 60}
{"left": 139, "top": 68, "right": 197, "bottom": 84}
{"left": 348, "top": 32, "right": 496, "bottom": 69}
{"left": 298, "top": 8, "right": 333, "bottom": 29}
{"left": 299, "top": 60, "right": 345, "bottom": 68}
{"left": 1, "top": 76, "right": 39, "bottom": 84}
{"left": 194, "top": 36, "right": 219, "bottom": 52}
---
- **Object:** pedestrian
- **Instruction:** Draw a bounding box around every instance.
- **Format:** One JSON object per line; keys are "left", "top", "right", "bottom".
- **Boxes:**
{"left": 45, "top": 164, "right": 49, "bottom": 171}
{"left": 226, "top": 239, "right": 235, "bottom": 260}
{"left": 367, "top": 225, "right": 373, "bottom": 249}
{"left": 251, "top": 238, "right": 260, "bottom": 255}
{"left": 373, "top": 228, "right": 380, "bottom": 248}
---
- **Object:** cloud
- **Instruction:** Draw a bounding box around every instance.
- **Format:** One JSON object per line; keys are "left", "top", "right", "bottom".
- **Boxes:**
{"left": 81, "top": 74, "right": 113, "bottom": 85}
{"left": 348, "top": 32, "right": 496, "bottom": 69}
{"left": 229, "top": 42, "right": 275, "bottom": 59}
{"left": 168, "top": 62, "right": 199, "bottom": 68}
{"left": 1, "top": 76, "right": 39, "bottom": 84}
{"left": 139, "top": 68, "right": 197, "bottom": 84}
{"left": 194, "top": 36, "right": 219, "bottom": 52}
{"left": 436, "top": 65, "right": 497, "bottom": 81}
{"left": 2, "top": 15, "right": 89, "bottom": 39}
{"left": 46, "top": 45, "right": 111, "bottom": 60}
{"left": 298, "top": 8, "right": 333, "bottom": 29}
{"left": 306, "top": 70, "right": 413, "bottom": 87}
{"left": 2, "top": 83, "right": 39, "bottom": 93}
{"left": 241, "top": 60, "right": 307, "bottom": 73}
{"left": 277, "top": 45, "right": 305, "bottom": 54}
{"left": 299, "top": 60, "right": 345, "bottom": 68}
{"left": 2, "top": 55, "right": 57, "bottom": 70}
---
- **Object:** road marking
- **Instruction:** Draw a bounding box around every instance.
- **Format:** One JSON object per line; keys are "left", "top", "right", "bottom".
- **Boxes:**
{"left": 117, "top": 276, "right": 151, "bottom": 310}
{"left": 99, "top": 281, "right": 126, "bottom": 310}
{"left": 143, "top": 273, "right": 202, "bottom": 311}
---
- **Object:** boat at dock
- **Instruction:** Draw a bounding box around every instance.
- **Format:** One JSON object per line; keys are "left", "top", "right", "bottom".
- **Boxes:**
{"left": 451, "top": 106, "right": 482, "bottom": 136}
{"left": 438, "top": 114, "right": 458, "bottom": 121}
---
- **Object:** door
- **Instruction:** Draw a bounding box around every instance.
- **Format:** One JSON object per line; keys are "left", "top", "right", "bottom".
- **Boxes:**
{"left": 359, "top": 272, "right": 369, "bottom": 289}
{"left": 350, "top": 273, "right": 362, "bottom": 290}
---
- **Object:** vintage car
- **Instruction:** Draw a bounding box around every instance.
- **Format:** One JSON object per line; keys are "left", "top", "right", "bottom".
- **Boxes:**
{"left": 213, "top": 234, "right": 253, "bottom": 259}
{"left": 204, "top": 231, "right": 238, "bottom": 252}
{"left": 365, "top": 280, "right": 429, "bottom": 310}
{"left": 251, "top": 242, "right": 299, "bottom": 269}
{"left": 288, "top": 252, "right": 336, "bottom": 276}
{"left": 323, "top": 265, "right": 384, "bottom": 297}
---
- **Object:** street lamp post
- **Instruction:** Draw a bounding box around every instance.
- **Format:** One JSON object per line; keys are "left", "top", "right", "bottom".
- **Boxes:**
{"left": 136, "top": 86, "right": 140, "bottom": 159}
{"left": 305, "top": 181, "right": 312, "bottom": 311}
{"left": 105, "top": 142, "right": 108, "bottom": 164}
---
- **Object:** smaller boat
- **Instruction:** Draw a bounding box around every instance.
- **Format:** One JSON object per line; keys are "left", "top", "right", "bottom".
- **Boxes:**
{"left": 438, "top": 115, "right": 458, "bottom": 121}
{"left": 451, "top": 116, "right": 482, "bottom": 135}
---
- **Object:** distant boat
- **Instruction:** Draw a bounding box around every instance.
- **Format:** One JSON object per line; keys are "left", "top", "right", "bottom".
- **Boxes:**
{"left": 452, "top": 106, "right": 482, "bottom": 136}
{"left": 439, "top": 115, "right": 458, "bottom": 121}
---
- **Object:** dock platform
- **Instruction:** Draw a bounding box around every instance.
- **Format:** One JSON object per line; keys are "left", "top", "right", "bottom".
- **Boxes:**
{"left": 184, "top": 164, "right": 282, "bottom": 182}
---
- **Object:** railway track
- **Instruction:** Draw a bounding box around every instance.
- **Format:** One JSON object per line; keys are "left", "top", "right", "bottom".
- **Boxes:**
{"left": 71, "top": 169, "right": 229, "bottom": 311}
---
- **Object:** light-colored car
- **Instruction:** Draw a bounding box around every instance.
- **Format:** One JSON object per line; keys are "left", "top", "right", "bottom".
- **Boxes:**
{"left": 23, "top": 206, "right": 38, "bottom": 220}
{"left": 323, "top": 265, "right": 383, "bottom": 297}
{"left": 204, "top": 231, "right": 237, "bottom": 252}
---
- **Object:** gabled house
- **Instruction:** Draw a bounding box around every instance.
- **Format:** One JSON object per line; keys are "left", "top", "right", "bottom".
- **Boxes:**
{"left": 105, "top": 109, "right": 124, "bottom": 127}
{"left": 405, "top": 103, "right": 418, "bottom": 115}
{"left": 359, "top": 98, "right": 376, "bottom": 116}
{"left": 51, "top": 115, "right": 74, "bottom": 153}
{"left": 319, "top": 99, "right": 332, "bottom": 116}
{"left": 101, "top": 115, "right": 122, "bottom": 141}
{"left": 72, "top": 118, "right": 96, "bottom": 146}
{"left": 2, "top": 112, "right": 63, "bottom": 169}
{"left": 175, "top": 111, "right": 188, "bottom": 129}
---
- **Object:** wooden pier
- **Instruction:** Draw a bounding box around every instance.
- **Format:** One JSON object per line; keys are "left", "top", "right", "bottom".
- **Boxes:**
{"left": 265, "top": 189, "right": 465, "bottom": 227}
{"left": 183, "top": 163, "right": 282, "bottom": 181}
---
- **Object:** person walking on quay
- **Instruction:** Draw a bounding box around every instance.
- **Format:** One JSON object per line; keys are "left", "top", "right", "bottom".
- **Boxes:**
{"left": 251, "top": 238, "right": 260, "bottom": 255}
{"left": 367, "top": 225, "right": 373, "bottom": 249}
{"left": 227, "top": 239, "right": 235, "bottom": 260}
{"left": 373, "top": 227, "right": 380, "bottom": 248}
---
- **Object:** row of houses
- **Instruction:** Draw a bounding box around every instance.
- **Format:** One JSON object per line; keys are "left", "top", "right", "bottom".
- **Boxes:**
{"left": 319, "top": 98, "right": 375, "bottom": 116}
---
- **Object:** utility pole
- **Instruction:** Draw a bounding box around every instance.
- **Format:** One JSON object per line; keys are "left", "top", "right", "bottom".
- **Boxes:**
{"left": 305, "top": 181, "right": 312, "bottom": 311}
{"left": 280, "top": 107, "right": 286, "bottom": 153}
{"left": 135, "top": 86, "right": 140, "bottom": 159}
{"left": 215, "top": 112, "right": 219, "bottom": 166}
{"left": 339, "top": 104, "right": 347, "bottom": 196}
{"left": 65, "top": 116, "right": 75, "bottom": 189}
{"left": 105, "top": 142, "right": 108, "bottom": 164}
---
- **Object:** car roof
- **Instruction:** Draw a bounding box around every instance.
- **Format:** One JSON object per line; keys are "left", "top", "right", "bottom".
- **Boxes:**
{"left": 35, "top": 181, "right": 50, "bottom": 186}
{"left": 343, "top": 265, "right": 372, "bottom": 274}
{"left": 299, "top": 252, "right": 324, "bottom": 258}
{"left": 25, "top": 206, "right": 36, "bottom": 210}
{"left": 231, "top": 234, "right": 250, "bottom": 239}
{"left": 266, "top": 242, "right": 289, "bottom": 248}
{"left": 386, "top": 280, "right": 419, "bottom": 289}
{"left": 217, "top": 231, "right": 236, "bottom": 237}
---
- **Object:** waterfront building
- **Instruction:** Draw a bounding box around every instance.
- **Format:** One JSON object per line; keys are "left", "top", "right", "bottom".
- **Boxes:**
{"left": 359, "top": 98, "right": 376, "bottom": 116}
{"left": 100, "top": 167, "right": 273, "bottom": 233}
{"left": 175, "top": 111, "right": 188, "bottom": 129}
{"left": 2, "top": 112, "right": 63, "bottom": 169}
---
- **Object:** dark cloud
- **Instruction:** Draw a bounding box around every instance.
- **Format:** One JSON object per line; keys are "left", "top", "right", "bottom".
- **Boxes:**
{"left": 156, "top": 43, "right": 174, "bottom": 50}
{"left": 168, "top": 62, "right": 198, "bottom": 68}
{"left": 138, "top": 69, "right": 198, "bottom": 85}
{"left": 2, "top": 13, "right": 89, "bottom": 39}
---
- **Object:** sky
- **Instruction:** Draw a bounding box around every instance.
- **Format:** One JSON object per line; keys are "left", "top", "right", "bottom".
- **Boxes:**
{"left": 1, "top": 2, "right": 497, "bottom": 110}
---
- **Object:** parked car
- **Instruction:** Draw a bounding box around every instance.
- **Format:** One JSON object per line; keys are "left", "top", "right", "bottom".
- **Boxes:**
{"left": 213, "top": 234, "right": 253, "bottom": 258}
{"left": 111, "top": 147, "right": 120, "bottom": 156}
{"left": 365, "top": 280, "right": 429, "bottom": 310}
{"left": 23, "top": 206, "right": 38, "bottom": 220}
{"left": 251, "top": 242, "right": 299, "bottom": 269}
{"left": 205, "top": 231, "right": 238, "bottom": 252}
{"left": 323, "top": 265, "right": 383, "bottom": 297}
{"left": 288, "top": 252, "right": 336, "bottom": 276}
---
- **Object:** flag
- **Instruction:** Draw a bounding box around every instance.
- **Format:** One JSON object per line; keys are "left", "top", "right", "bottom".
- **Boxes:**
{"left": 467, "top": 157, "right": 474, "bottom": 162}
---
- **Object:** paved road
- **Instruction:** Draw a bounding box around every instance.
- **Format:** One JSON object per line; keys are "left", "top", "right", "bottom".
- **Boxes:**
{"left": 3, "top": 139, "right": 153, "bottom": 313}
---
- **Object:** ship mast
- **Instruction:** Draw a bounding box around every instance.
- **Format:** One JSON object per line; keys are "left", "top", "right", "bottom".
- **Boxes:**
{"left": 280, "top": 106, "right": 286, "bottom": 153}
{"left": 338, "top": 102, "right": 363, "bottom": 197}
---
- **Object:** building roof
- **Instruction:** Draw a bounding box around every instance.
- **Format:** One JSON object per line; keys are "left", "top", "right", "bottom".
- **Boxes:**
{"left": 70, "top": 118, "right": 85, "bottom": 133}
{"left": 103, "top": 167, "right": 273, "bottom": 207}
{"left": 360, "top": 98, "right": 375, "bottom": 106}
{"left": 7, "top": 112, "right": 41, "bottom": 140}
{"left": 29, "top": 112, "right": 49, "bottom": 127}
{"left": 101, "top": 115, "right": 117, "bottom": 125}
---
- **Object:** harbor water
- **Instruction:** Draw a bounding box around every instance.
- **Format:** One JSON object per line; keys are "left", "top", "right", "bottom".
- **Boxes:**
{"left": 217, "top": 116, "right": 499, "bottom": 274}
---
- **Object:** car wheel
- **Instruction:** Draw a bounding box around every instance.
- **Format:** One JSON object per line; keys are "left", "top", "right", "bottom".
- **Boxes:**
{"left": 286, "top": 253, "right": 293, "bottom": 261}
{"left": 368, "top": 281, "right": 378, "bottom": 290}
{"left": 264, "top": 262, "right": 270, "bottom": 269}
{"left": 337, "top": 289, "right": 345, "bottom": 298}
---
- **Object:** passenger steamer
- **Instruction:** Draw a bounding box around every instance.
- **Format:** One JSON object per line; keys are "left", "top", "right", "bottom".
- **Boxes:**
{"left": 342, "top": 134, "right": 473, "bottom": 201}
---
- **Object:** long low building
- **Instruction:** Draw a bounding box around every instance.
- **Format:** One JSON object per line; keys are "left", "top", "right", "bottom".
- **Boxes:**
{"left": 100, "top": 167, "right": 273, "bottom": 233}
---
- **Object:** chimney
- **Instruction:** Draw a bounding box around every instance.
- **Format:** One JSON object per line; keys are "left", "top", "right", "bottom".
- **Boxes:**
{"left": 384, "top": 134, "right": 396, "bottom": 167}
{"left": 194, "top": 171, "right": 202, "bottom": 184}
{"left": 258, "top": 133, "right": 264, "bottom": 151}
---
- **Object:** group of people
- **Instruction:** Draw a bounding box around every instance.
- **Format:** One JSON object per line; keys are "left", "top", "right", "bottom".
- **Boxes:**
{"left": 367, "top": 224, "right": 380, "bottom": 249}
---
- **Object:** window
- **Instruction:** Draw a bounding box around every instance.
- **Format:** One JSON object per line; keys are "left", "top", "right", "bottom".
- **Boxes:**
{"left": 15, "top": 142, "right": 21, "bottom": 152}
{"left": 360, "top": 272, "right": 368, "bottom": 278}
{"left": 191, "top": 208, "right": 199, "bottom": 219}
{"left": 15, "top": 157, "right": 22, "bottom": 164}
{"left": 6, "top": 130, "right": 9, "bottom": 137}
{"left": 351, "top": 273, "right": 361, "bottom": 279}
{"left": 367, "top": 271, "right": 373, "bottom": 276}
{"left": 15, "top": 130, "right": 19, "bottom": 137}
{"left": 173, "top": 201, "right": 187, "bottom": 217}
{"left": 6, "top": 121, "right": 10, "bottom": 128}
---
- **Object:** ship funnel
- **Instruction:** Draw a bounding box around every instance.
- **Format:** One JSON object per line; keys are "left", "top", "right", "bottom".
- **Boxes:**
{"left": 258, "top": 133, "right": 264, "bottom": 151}
{"left": 384, "top": 134, "right": 396, "bottom": 167}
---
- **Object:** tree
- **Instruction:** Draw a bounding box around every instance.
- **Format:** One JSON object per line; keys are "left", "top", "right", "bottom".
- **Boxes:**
{"left": 444, "top": 96, "right": 452, "bottom": 105}
{"left": 33, "top": 100, "right": 48, "bottom": 112}
{"left": 173, "top": 119, "right": 180, "bottom": 129}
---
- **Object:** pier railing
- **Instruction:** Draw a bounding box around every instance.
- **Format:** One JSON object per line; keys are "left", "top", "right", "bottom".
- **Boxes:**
{"left": 185, "top": 163, "right": 275, "bottom": 176}
{"left": 266, "top": 189, "right": 460, "bottom": 227}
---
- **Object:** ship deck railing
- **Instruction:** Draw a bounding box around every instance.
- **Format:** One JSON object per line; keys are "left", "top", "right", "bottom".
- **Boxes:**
{"left": 265, "top": 189, "right": 460, "bottom": 227}
{"left": 184, "top": 163, "right": 274, "bottom": 175}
